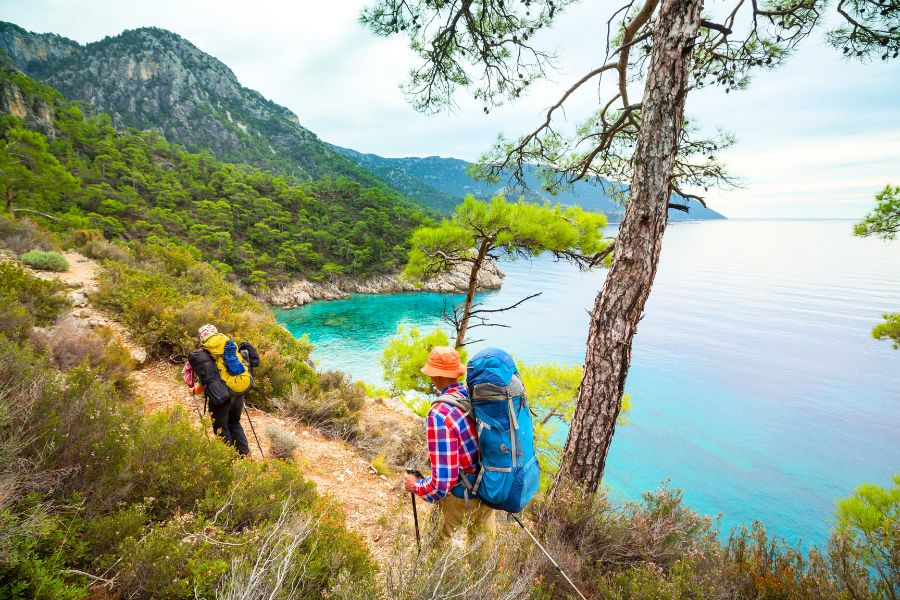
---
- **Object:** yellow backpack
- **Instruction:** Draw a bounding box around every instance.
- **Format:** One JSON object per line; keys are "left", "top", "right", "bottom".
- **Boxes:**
{"left": 200, "top": 333, "right": 252, "bottom": 394}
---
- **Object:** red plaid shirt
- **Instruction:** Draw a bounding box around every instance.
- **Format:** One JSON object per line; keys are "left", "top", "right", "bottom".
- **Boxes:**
{"left": 413, "top": 383, "right": 479, "bottom": 503}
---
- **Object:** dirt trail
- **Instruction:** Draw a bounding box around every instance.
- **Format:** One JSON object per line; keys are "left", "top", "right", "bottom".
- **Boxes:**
{"left": 40, "top": 251, "right": 425, "bottom": 565}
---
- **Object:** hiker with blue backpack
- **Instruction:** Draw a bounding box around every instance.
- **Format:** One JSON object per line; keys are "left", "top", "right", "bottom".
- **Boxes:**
{"left": 404, "top": 345, "right": 588, "bottom": 598}
{"left": 403, "top": 346, "right": 497, "bottom": 543}
{"left": 403, "top": 345, "right": 540, "bottom": 544}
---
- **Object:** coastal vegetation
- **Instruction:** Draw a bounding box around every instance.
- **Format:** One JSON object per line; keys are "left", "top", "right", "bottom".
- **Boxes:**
{"left": 0, "top": 250, "right": 372, "bottom": 599}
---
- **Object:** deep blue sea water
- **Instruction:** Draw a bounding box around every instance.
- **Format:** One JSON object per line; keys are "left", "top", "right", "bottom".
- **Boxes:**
{"left": 275, "top": 220, "right": 900, "bottom": 549}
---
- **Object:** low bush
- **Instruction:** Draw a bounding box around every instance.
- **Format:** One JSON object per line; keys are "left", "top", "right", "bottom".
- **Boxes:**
{"left": 47, "top": 318, "right": 134, "bottom": 388}
{"left": 0, "top": 216, "right": 56, "bottom": 255}
{"left": 114, "top": 515, "right": 235, "bottom": 600}
{"left": 279, "top": 371, "right": 366, "bottom": 439}
{"left": 74, "top": 229, "right": 132, "bottom": 263}
{"left": 265, "top": 422, "right": 300, "bottom": 459}
{"left": 20, "top": 249, "right": 69, "bottom": 272}
{"left": 529, "top": 480, "right": 897, "bottom": 599}
{"left": 0, "top": 262, "right": 69, "bottom": 338}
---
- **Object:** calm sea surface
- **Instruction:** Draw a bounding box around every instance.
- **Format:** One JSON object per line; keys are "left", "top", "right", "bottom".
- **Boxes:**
{"left": 275, "top": 220, "right": 900, "bottom": 548}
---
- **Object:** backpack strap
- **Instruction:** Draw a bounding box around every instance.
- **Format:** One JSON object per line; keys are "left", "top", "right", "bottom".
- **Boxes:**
{"left": 431, "top": 393, "right": 472, "bottom": 417}
{"left": 432, "top": 392, "right": 479, "bottom": 506}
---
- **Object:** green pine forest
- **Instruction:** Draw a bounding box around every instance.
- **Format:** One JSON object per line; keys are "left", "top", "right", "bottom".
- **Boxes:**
{"left": 0, "top": 64, "right": 432, "bottom": 287}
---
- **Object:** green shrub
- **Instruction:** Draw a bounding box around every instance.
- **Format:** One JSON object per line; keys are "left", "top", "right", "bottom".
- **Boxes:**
{"left": 381, "top": 326, "right": 464, "bottom": 395}
{"left": 279, "top": 370, "right": 366, "bottom": 439}
{"left": 0, "top": 335, "right": 136, "bottom": 508}
{"left": 83, "top": 503, "right": 149, "bottom": 567}
{"left": 20, "top": 249, "right": 69, "bottom": 272}
{"left": 206, "top": 459, "right": 317, "bottom": 530}
{"left": 114, "top": 515, "right": 234, "bottom": 600}
{"left": 0, "top": 262, "right": 69, "bottom": 338}
{"left": 0, "top": 504, "right": 87, "bottom": 600}
{"left": 126, "top": 408, "right": 236, "bottom": 517}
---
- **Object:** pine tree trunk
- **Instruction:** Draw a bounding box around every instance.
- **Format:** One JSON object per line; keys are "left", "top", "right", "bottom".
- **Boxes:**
{"left": 5, "top": 185, "right": 12, "bottom": 218}
{"left": 554, "top": 0, "right": 703, "bottom": 491}
{"left": 455, "top": 239, "right": 490, "bottom": 348}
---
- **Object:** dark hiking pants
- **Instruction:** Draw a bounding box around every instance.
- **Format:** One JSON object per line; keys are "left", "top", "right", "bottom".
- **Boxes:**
{"left": 209, "top": 393, "right": 250, "bottom": 456}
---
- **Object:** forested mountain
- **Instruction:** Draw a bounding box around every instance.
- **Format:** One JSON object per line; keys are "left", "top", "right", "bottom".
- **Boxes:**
{"left": 0, "top": 21, "right": 397, "bottom": 189}
{"left": 335, "top": 147, "right": 727, "bottom": 221}
{"left": 0, "top": 62, "right": 429, "bottom": 284}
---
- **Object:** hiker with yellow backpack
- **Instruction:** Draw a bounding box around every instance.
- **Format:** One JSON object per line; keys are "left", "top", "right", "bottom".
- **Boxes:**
{"left": 184, "top": 324, "right": 260, "bottom": 456}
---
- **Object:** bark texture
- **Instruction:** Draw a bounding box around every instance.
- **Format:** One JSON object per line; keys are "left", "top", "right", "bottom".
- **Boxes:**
{"left": 555, "top": 0, "right": 703, "bottom": 491}
{"left": 455, "top": 238, "right": 491, "bottom": 348}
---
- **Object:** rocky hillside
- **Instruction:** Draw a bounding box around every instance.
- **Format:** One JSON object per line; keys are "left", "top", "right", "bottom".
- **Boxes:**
{"left": 0, "top": 22, "right": 393, "bottom": 188}
{"left": 335, "top": 147, "right": 727, "bottom": 221}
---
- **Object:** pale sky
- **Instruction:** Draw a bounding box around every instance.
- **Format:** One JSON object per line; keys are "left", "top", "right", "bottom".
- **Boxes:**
{"left": 1, "top": 0, "right": 898, "bottom": 218}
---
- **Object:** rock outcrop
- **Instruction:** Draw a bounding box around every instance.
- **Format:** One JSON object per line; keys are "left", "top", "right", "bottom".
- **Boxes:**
{"left": 0, "top": 71, "right": 56, "bottom": 139}
{"left": 260, "top": 260, "right": 505, "bottom": 307}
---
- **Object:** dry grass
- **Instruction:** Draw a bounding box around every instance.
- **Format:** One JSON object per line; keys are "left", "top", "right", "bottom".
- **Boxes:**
{"left": 264, "top": 422, "right": 300, "bottom": 459}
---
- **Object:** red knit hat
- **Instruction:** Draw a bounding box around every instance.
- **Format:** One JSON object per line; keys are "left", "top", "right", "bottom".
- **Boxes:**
{"left": 420, "top": 346, "right": 466, "bottom": 378}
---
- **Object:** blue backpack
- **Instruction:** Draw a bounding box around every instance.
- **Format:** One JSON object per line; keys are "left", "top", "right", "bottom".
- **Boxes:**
{"left": 440, "top": 347, "right": 541, "bottom": 513}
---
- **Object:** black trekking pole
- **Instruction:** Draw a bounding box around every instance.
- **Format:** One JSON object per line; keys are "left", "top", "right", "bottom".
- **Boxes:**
{"left": 509, "top": 513, "right": 587, "bottom": 600}
{"left": 239, "top": 349, "right": 265, "bottom": 459}
{"left": 243, "top": 404, "right": 265, "bottom": 458}
{"left": 190, "top": 390, "right": 204, "bottom": 421}
{"left": 406, "top": 469, "right": 423, "bottom": 551}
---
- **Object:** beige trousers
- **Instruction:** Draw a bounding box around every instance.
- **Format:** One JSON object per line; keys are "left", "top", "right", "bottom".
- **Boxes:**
{"left": 437, "top": 493, "right": 497, "bottom": 544}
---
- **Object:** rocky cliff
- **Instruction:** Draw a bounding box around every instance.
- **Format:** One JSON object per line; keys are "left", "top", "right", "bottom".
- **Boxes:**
{"left": 260, "top": 260, "right": 505, "bottom": 307}
{"left": 0, "top": 67, "right": 55, "bottom": 139}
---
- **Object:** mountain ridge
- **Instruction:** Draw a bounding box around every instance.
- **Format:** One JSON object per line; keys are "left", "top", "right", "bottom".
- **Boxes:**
{"left": 333, "top": 146, "right": 727, "bottom": 221}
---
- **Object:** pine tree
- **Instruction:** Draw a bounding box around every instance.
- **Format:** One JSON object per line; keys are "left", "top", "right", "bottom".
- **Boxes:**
{"left": 403, "top": 195, "right": 609, "bottom": 347}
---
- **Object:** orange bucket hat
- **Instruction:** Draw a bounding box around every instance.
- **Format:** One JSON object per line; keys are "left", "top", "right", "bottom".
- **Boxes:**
{"left": 421, "top": 346, "right": 466, "bottom": 378}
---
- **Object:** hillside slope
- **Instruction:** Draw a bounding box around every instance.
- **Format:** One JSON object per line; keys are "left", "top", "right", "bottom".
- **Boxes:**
{"left": 0, "top": 63, "right": 429, "bottom": 284}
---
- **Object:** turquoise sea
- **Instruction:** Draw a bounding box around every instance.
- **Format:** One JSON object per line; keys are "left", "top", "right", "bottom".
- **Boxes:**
{"left": 275, "top": 220, "right": 900, "bottom": 549}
